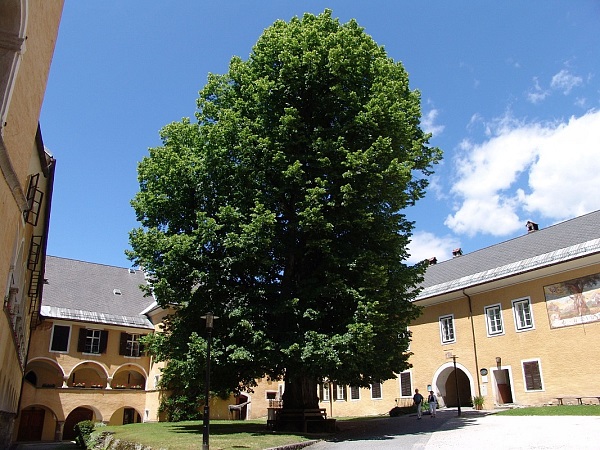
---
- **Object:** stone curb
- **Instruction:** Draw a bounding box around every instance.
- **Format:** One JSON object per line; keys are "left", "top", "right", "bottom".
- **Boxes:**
{"left": 264, "top": 439, "right": 321, "bottom": 450}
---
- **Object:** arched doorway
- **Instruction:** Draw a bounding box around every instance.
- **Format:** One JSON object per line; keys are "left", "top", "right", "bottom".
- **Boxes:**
{"left": 63, "top": 407, "right": 93, "bottom": 441}
{"left": 433, "top": 362, "right": 474, "bottom": 408}
{"left": 17, "top": 407, "right": 45, "bottom": 441}
{"left": 444, "top": 369, "right": 471, "bottom": 407}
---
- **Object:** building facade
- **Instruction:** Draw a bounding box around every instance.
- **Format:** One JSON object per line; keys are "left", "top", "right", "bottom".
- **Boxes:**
{"left": 17, "top": 211, "right": 600, "bottom": 443}
{"left": 17, "top": 256, "right": 161, "bottom": 442}
{"left": 0, "top": 1, "right": 63, "bottom": 447}
{"left": 407, "top": 211, "right": 600, "bottom": 410}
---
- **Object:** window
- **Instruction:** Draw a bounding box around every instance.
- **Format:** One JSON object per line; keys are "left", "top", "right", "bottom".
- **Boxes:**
{"left": 350, "top": 386, "right": 360, "bottom": 400}
{"left": 399, "top": 371, "right": 412, "bottom": 397}
{"left": 50, "top": 324, "right": 71, "bottom": 352}
{"left": 120, "top": 332, "right": 144, "bottom": 357}
{"left": 320, "top": 382, "right": 330, "bottom": 402}
{"left": 265, "top": 391, "right": 277, "bottom": 400}
{"left": 513, "top": 297, "right": 534, "bottom": 331}
{"left": 371, "top": 382, "right": 382, "bottom": 399}
{"left": 334, "top": 384, "right": 347, "bottom": 401}
{"left": 77, "top": 328, "right": 108, "bottom": 354}
{"left": 485, "top": 304, "right": 504, "bottom": 336}
{"left": 439, "top": 315, "right": 455, "bottom": 344}
{"left": 522, "top": 359, "right": 543, "bottom": 391}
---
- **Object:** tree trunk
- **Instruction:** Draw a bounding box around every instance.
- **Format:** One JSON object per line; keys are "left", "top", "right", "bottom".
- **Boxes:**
{"left": 275, "top": 373, "right": 326, "bottom": 432}
{"left": 282, "top": 373, "right": 319, "bottom": 410}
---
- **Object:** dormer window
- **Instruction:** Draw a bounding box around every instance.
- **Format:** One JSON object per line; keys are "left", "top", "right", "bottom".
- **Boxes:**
{"left": 113, "top": 289, "right": 122, "bottom": 295}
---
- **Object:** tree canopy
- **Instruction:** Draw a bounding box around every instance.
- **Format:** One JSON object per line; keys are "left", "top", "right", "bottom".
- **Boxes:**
{"left": 128, "top": 10, "right": 441, "bottom": 415}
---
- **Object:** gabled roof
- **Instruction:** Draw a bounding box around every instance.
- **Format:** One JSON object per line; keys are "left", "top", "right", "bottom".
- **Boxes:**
{"left": 40, "top": 256, "right": 155, "bottom": 329}
{"left": 416, "top": 210, "right": 600, "bottom": 301}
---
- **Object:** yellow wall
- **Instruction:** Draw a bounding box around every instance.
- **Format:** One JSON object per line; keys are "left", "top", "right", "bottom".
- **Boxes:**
{"left": 1, "top": 1, "right": 63, "bottom": 446}
{"left": 409, "top": 263, "right": 600, "bottom": 409}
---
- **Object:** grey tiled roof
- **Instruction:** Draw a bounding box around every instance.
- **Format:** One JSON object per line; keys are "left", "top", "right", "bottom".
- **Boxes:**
{"left": 41, "top": 256, "right": 155, "bottom": 329}
{"left": 417, "top": 210, "right": 600, "bottom": 300}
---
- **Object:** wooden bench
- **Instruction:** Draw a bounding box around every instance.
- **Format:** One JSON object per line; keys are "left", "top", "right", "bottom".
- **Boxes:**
{"left": 272, "top": 408, "right": 336, "bottom": 433}
{"left": 555, "top": 396, "right": 600, "bottom": 405}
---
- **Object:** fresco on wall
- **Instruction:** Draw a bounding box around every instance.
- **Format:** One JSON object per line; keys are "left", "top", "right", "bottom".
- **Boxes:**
{"left": 544, "top": 273, "right": 600, "bottom": 328}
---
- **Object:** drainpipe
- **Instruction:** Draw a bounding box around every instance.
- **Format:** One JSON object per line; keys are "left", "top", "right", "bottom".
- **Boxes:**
{"left": 463, "top": 289, "right": 481, "bottom": 396}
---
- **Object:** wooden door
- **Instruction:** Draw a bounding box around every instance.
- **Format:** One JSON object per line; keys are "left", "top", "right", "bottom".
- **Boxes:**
{"left": 17, "top": 409, "right": 45, "bottom": 441}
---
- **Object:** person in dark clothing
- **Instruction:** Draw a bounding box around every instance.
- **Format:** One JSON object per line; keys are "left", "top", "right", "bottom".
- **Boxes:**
{"left": 413, "top": 389, "right": 424, "bottom": 419}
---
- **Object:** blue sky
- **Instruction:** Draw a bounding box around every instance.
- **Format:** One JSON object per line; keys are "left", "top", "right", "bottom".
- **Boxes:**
{"left": 41, "top": 1, "right": 600, "bottom": 268}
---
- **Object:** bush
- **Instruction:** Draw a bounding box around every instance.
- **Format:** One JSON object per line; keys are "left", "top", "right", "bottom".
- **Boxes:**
{"left": 158, "top": 395, "right": 202, "bottom": 422}
{"left": 74, "top": 420, "right": 96, "bottom": 448}
{"left": 389, "top": 406, "right": 402, "bottom": 417}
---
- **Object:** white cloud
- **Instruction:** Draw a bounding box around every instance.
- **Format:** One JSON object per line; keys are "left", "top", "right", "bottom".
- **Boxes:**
{"left": 407, "top": 231, "right": 460, "bottom": 265}
{"left": 527, "top": 69, "right": 585, "bottom": 104}
{"left": 422, "top": 108, "right": 445, "bottom": 136}
{"left": 527, "top": 77, "right": 549, "bottom": 104}
{"left": 445, "top": 110, "right": 600, "bottom": 236}
{"left": 551, "top": 69, "right": 583, "bottom": 94}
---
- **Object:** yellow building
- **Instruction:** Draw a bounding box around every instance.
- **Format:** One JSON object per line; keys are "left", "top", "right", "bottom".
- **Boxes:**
{"left": 408, "top": 211, "right": 600, "bottom": 410}
{"left": 0, "top": 1, "right": 63, "bottom": 447}
{"left": 17, "top": 256, "right": 162, "bottom": 442}
{"left": 18, "top": 211, "right": 600, "bottom": 443}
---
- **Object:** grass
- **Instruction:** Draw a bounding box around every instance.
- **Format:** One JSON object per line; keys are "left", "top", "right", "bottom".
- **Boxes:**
{"left": 97, "top": 419, "right": 319, "bottom": 450}
{"left": 496, "top": 405, "right": 600, "bottom": 416}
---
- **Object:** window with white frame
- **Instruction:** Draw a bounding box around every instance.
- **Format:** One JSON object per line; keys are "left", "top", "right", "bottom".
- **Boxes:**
{"left": 512, "top": 297, "right": 534, "bottom": 331}
{"left": 350, "top": 386, "right": 360, "bottom": 400}
{"left": 120, "top": 332, "right": 143, "bottom": 357}
{"left": 399, "top": 371, "right": 412, "bottom": 397}
{"left": 77, "top": 328, "right": 108, "bottom": 354}
{"left": 484, "top": 304, "right": 504, "bottom": 336}
{"left": 85, "top": 329, "right": 101, "bottom": 354}
{"left": 371, "top": 382, "right": 382, "bottom": 399}
{"left": 50, "top": 324, "right": 71, "bottom": 352}
{"left": 334, "top": 384, "right": 347, "bottom": 401}
{"left": 439, "top": 314, "right": 455, "bottom": 344}
{"left": 522, "top": 359, "right": 543, "bottom": 391}
{"left": 321, "top": 382, "right": 330, "bottom": 402}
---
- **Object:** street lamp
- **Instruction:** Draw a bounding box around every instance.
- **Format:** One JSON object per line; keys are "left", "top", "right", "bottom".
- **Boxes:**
{"left": 445, "top": 351, "right": 461, "bottom": 417}
{"left": 201, "top": 312, "right": 217, "bottom": 450}
{"left": 452, "top": 354, "right": 461, "bottom": 417}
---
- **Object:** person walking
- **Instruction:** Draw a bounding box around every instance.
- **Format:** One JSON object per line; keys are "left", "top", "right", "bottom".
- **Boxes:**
{"left": 413, "top": 389, "right": 424, "bottom": 419}
{"left": 428, "top": 390, "right": 438, "bottom": 418}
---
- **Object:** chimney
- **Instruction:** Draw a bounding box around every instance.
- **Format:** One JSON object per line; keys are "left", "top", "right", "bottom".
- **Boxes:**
{"left": 428, "top": 257, "right": 437, "bottom": 265}
{"left": 526, "top": 221, "right": 539, "bottom": 233}
{"left": 452, "top": 248, "right": 463, "bottom": 257}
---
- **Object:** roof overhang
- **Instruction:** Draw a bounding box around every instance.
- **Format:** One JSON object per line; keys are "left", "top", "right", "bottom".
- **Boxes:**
{"left": 415, "top": 238, "right": 600, "bottom": 307}
{"left": 40, "top": 305, "right": 155, "bottom": 330}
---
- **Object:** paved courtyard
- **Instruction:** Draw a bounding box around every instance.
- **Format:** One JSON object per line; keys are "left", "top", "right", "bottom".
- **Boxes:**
{"left": 309, "top": 408, "right": 600, "bottom": 450}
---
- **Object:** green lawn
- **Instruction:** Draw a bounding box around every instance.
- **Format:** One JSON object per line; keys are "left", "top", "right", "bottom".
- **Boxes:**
{"left": 496, "top": 405, "right": 600, "bottom": 416}
{"left": 96, "top": 419, "right": 318, "bottom": 450}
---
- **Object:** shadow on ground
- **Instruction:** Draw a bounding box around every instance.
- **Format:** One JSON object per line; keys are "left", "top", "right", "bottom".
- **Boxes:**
{"left": 321, "top": 408, "right": 492, "bottom": 444}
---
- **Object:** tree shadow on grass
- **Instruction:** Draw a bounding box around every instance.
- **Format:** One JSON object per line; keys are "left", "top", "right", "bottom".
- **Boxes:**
{"left": 164, "top": 420, "right": 321, "bottom": 439}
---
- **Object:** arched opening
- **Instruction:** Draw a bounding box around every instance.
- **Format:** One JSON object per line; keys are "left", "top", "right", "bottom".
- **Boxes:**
{"left": 433, "top": 363, "right": 473, "bottom": 408}
{"left": 444, "top": 368, "right": 471, "bottom": 407}
{"left": 68, "top": 361, "right": 108, "bottom": 389}
{"left": 109, "top": 407, "right": 142, "bottom": 426}
{"left": 24, "top": 358, "right": 64, "bottom": 388}
{"left": 63, "top": 407, "right": 94, "bottom": 441}
{"left": 17, "top": 405, "right": 58, "bottom": 442}
{"left": 229, "top": 393, "right": 250, "bottom": 420}
{"left": 24, "top": 370, "right": 37, "bottom": 386}
{"left": 111, "top": 364, "right": 146, "bottom": 390}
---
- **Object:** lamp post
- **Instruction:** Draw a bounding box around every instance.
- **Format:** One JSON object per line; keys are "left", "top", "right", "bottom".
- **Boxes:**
{"left": 201, "top": 312, "right": 217, "bottom": 450}
{"left": 452, "top": 355, "right": 461, "bottom": 417}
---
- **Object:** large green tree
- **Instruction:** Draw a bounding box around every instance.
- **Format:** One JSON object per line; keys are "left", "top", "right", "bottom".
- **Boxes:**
{"left": 129, "top": 10, "right": 441, "bottom": 419}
